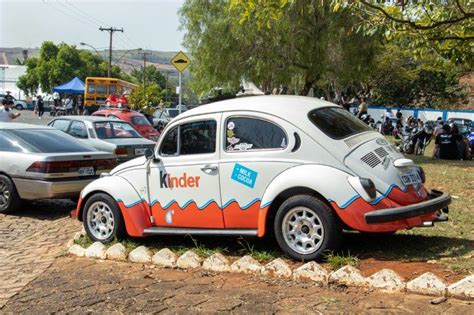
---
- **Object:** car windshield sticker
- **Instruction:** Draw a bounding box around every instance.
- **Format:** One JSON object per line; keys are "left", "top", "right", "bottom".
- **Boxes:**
{"left": 234, "top": 143, "right": 253, "bottom": 151}
{"left": 227, "top": 121, "right": 235, "bottom": 130}
{"left": 231, "top": 163, "right": 258, "bottom": 188}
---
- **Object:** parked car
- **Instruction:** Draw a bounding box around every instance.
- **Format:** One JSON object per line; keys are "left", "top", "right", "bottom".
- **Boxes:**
{"left": 152, "top": 107, "right": 187, "bottom": 130}
{"left": 0, "top": 123, "right": 117, "bottom": 213}
{"left": 0, "top": 94, "right": 28, "bottom": 110}
{"left": 92, "top": 108, "right": 159, "bottom": 141}
{"left": 447, "top": 118, "right": 472, "bottom": 136}
{"left": 48, "top": 116, "right": 156, "bottom": 163}
{"left": 73, "top": 96, "right": 451, "bottom": 261}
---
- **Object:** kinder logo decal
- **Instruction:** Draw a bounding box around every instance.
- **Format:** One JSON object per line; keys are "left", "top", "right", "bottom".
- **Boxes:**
{"left": 231, "top": 163, "right": 258, "bottom": 188}
{"left": 160, "top": 171, "right": 200, "bottom": 188}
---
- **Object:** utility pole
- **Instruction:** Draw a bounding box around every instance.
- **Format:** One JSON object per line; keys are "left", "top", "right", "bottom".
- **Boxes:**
{"left": 99, "top": 26, "right": 123, "bottom": 77}
{"left": 138, "top": 51, "right": 152, "bottom": 102}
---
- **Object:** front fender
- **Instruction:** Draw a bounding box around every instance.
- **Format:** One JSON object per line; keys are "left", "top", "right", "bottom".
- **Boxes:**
{"left": 76, "top": 175, "right": 151, "bottom": 237}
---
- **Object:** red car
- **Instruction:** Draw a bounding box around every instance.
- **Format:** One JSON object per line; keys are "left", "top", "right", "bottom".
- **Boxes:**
{"left": 92, "top": 108, "right": 159, "bottom": 141}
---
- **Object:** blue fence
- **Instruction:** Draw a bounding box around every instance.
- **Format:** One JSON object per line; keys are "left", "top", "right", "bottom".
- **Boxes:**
{"left": 357, "top": 105, "right": 474, "bottom": 122}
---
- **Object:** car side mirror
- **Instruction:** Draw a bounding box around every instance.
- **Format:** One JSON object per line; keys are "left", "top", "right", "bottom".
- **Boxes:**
{"left": 145, "top": 148, "right": 160, "bottom": 162}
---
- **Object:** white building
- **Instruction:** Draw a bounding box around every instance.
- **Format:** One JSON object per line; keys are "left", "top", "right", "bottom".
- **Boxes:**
{"left": 0, "top": 64, "right": 27, "bottom": 100}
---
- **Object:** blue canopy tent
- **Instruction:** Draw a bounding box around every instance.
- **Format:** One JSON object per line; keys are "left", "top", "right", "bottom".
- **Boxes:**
{"left": 52, "top": 77, "right": 85, "bottom": 94}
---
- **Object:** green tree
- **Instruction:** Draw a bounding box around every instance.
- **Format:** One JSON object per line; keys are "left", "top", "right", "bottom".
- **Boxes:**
{"left": 130, "top": 65, "right": 167, "bottom": 88}
{"left": 180, "top": 0, "right": 379, "bottom": 97}
{"left": 17, "top": 41, "right": 125, "bottom": 95}
{"left": 128, "top": 83, "right": 166, "bottom": 112}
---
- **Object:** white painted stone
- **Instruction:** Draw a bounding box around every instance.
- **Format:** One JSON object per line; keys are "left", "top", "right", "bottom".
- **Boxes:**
{"left": 263, "top": 258, "right": 292, "bottom": 278}
{"left": 367, "top": 269, "right": 405, "bottom": 292}
{"left": 203, "top": 253, "right": 230, "bottom": 272}
{"left": 230, "top": 255, "right": 264, "bottom": 274}
{"left": 66, "top": 239, "right": 74, "bottom": 248}
{"left": 152, "top": 248, "right": 177, "bottom": 268}
{"left": 406, "top": 272, "right": 446, "bottom": 296}
{"left": 73, "top": 232, "right": 83, "bottom": 241}
{"left": 329, "top": 265, "right": 367, "bottom": 287}
{"left": 128, "top": 246, "right": 152, "bottom": 263}
{"left": 106, "top": 243, "right": 127, "bottom": 261}
{"left": 85, "top": 242, "right": 107, "bottom": 259}
{"left": 176, "top": 250, "right": 202, "bottom": 269}
{"left": 447, "top": 275, "right": 474, "bottom": 299}
{"left": 68, "top": 244, "right": 85, "bottom": 257}
{"left": 292, "top": 261, "right": 328, "bottom": 285}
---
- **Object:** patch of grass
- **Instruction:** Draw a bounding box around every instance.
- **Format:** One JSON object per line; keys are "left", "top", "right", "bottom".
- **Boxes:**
{"left": 74, "top": 234, "right": 93, "bottom": 248}
{"left": 325, "top": 251, "right": 359, "bottom": 270}
{"left": 237, "top": 237, "right": 279, "bottom": 263}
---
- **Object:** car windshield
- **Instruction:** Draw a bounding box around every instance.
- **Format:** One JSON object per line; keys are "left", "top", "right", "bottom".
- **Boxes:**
{"left": 94, "top": 121, "right": 141, "bottom": 139}
{"left": 130, "top": 115, "right": 151, "bottom": 126}
{"left": 6, "top": 129, "right": 96, "bottom": 153}
{"left": 308, "top": 107, "right": 372, "bottom": 140}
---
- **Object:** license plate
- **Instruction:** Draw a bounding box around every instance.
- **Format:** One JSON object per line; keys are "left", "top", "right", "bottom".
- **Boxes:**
{"left": 78, "top": 167, "right": 95, "bottom": 176}
{"left": 399, "top": 169, "right": 422, "bottom": 186}
{"left": 135, "top": 148, "right": 146, "bottom": 155}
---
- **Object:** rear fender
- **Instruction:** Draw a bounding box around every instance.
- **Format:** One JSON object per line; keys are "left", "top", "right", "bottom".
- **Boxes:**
{"left": 77, "top": 175, "right": 151, "bottom": 237}
{"left": 259, "top": 165, "right": 357, "bottom": 236}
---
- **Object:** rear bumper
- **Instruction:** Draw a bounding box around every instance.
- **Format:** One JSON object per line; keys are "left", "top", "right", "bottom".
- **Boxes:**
{"left": 13, "top": 177, "right": 96, "bottom": 199}
{"left": 365, "top": 190, "right": 451, "bottom": 224}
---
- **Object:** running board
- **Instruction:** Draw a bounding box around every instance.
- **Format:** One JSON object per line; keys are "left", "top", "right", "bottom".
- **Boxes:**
{"left": 143, "top": 227, "right": 258, "bottom": 236}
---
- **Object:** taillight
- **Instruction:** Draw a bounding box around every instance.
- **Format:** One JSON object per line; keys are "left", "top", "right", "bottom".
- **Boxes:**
{"left": 417, "top": 167, "right": 426, "bottom": 183}
{"left": 26, "top": 159, "right": 118, "bottom": 173}
{"left": 360, "top": 178, "right": 377, "bottom": 199}
{"left": 115, "top": 148, "right": 128, "bottom": 155}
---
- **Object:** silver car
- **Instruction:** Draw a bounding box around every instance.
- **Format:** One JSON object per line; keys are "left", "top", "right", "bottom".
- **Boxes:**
{"left": 0, "top": 123, "right": 117, "bottom": 213}
{"left": 48, "top": 116, "right": 156, "bottom": 163}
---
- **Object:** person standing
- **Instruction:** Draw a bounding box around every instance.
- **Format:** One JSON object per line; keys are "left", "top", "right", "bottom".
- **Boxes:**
{"left": 0, "top": 99, "right": 20, "bottom": 122}
{"left": 358, "top": 97, "right": 368, "bottom": 119}
{"left": 77, "top": 95, "right": 84, "bottom": 115}
{"left": 36, "top": 95, "right": 45, "bottom": 119}
{"left": 65, "top": 95, "right": 73, "bottom": 115}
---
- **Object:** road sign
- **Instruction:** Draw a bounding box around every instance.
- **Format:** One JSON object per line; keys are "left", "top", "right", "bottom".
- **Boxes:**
{"left": 171, "top": 51, "right": 191, "bottom": 73}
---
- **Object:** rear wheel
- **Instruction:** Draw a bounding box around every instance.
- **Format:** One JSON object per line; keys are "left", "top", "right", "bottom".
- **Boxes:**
{"left": 0, "top": 175, "right": 21, "bottom": 214}
{"left": 82, "top": 193, "right": 125, "bottom": 243}
{"left": 274, "top": 195, "right": 342, "bottom": 261}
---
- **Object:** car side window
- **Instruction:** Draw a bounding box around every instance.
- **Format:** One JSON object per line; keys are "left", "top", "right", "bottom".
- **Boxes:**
{"left": 160, "top": 126, "right": 178, "bottom": 156}
{"left": 69, "top": 121, "right": 88, "bottom": 139}
{"left": 159, "top": 120, "right": 217, "bottom": 156}
{"left": 225, "top": 117, "right": 288, "bottom": 152}
{"left": 180, "top": 120, "right": 216, "bottom": 155}
{"left": 51, "top": 119, "right": 70, "bottom": 132}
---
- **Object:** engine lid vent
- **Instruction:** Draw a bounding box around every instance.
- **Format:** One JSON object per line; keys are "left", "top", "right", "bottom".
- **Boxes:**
{"left": 374, "top": 147, "right": 389, "bottom": 158}
{"left": 361, "top": 152, "right": 381, "bottom": 168}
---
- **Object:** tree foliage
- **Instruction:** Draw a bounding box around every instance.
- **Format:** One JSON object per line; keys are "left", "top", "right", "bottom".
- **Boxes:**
{"left": 179, "top": 0, "right": 379, "bottom": 98}
{"left": 17, "top": 41, "right": 124, "bottom": 96}
{"left": 130, "top": 65, "right": 167, "bottom": 89}
{"left": 128, "top": 83, "right": 166, "bottom": 113}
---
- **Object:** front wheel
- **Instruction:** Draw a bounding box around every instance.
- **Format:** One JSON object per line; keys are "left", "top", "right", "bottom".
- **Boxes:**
{"left": 82, "top": 193, "right": 125, "bottom": 243}
{"left": 274, "top": 195, "right": 342, "bottom": 261}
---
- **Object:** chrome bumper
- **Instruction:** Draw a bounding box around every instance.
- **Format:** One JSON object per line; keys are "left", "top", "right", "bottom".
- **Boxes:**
{"left": 365, "top": 190, "right": 451, "bottom": 224}
{"left": 12, "top": 177, "right": 96, "bottom": 199}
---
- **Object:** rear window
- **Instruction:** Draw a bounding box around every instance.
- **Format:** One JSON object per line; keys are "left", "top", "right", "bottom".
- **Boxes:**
{"left": 94, "top": 121, "right": 141, "bottom": 139}
{"left": 308, "top": 107, "right": 372, "bottom": 140}
{"left": 6, "top": 129, "right": 96, "bottom": 153}
{"left": 130, "top": 115, "right": 151, "bottom": 126}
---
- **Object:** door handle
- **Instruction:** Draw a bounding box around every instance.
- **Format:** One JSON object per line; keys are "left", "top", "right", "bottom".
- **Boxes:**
{"left": 201, "top": 164, "right": 218, "bottom": 173}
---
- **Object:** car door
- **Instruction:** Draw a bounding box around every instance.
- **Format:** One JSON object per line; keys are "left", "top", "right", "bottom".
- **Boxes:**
{"left": 147, "top": 114, "right": 224, "bottom": 228}
{"left": 219, "top": 113, "right": 298, "bottom": 229}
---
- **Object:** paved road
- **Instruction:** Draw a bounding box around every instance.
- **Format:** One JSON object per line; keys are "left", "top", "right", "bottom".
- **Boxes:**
{"left": 3, "top": 257, "right": 473, "bottom": 314}
{"left": 13, "top": 108, "right": 53, "bottom": 126}
{"left": 0, "top": 200, "right": 80, "bottom": 307}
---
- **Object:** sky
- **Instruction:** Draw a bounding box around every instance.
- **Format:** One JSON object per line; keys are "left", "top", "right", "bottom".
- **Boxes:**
{"left": 0, "top": 0, "right": 185, "bottom": 52}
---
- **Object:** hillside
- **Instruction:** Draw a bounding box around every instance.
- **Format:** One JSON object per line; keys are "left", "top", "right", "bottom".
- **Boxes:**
{"left": 0, "top": 47, "right": 178, "bottom": 74}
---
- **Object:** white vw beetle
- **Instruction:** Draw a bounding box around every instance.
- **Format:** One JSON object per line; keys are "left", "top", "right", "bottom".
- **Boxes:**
{"left": 74, "top": 96, "right": 450, "bottom": 260}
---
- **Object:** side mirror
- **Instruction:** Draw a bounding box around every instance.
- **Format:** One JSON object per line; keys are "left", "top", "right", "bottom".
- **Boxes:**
{"left": 144, "top": 148, "right": 154, "bottom": 160}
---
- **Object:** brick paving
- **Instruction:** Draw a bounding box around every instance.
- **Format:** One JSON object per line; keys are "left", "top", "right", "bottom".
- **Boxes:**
{"left": 0, "top": 200, "right": 80, "bottom": 307}
{"left": 3, "top": 257, "right": 473, "bottom": 314}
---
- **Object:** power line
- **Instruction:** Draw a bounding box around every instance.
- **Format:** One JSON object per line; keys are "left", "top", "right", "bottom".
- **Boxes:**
{"left": 42, "top": 0, "right": 97, "bottom": 30}
{"left": 64, "top": 0, "right": 111, "bottom": 28}
{"left": 56, "top": 0, "right": 101, "bottom": 28}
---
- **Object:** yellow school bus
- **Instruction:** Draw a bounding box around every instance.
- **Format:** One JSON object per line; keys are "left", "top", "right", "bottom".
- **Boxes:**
{"left": 84, "top": 77, "right": 138, "bottom": 111}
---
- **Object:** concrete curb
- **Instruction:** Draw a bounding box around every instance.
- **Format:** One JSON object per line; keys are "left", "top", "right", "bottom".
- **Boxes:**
{"left": 67, "top": 242, "right": 474, "bottom": 300}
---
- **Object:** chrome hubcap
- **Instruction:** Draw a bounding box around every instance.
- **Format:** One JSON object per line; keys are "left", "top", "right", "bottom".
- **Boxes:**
{"left": 0, "top": 180, "right": 10, "bottom": 208}
{"left": 282, "top": 206, "right": 324, "bottom": 255}
{"left": 86, "top": 201, "right": 115, "bottom": 240}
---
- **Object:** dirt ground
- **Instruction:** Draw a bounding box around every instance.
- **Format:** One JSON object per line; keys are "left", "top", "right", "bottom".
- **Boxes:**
{"left": 2, "top": 257, "right": 473, "bottom": 314}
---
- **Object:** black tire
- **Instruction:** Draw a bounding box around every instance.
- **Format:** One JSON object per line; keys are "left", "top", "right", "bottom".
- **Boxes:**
{"left": 15, "top": 104, "right": 23, "bottom": 111}
{"left": 274, "top": 195, "right": 342, "bottom": 261}
{"left": 82, "top": 193, "right": 126, "bottom": 243}
{"left": 0, "top": 175, "right": 22, "bottom": 214}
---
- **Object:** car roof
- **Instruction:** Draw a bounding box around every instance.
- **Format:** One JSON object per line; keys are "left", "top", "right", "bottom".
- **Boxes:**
{"left": 0, "top": 123, "right": 53, "bottom": 130}
{"left": 177, "top": 95, "right": 336, "bottom": 120}
{"left": 94, "top": 108, "right": 141, "bottom": 117}
{"left": 54, "top": 115, "right": 122, "bottom": 122}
